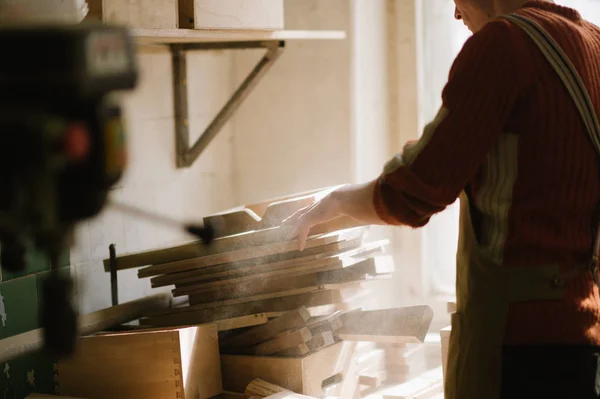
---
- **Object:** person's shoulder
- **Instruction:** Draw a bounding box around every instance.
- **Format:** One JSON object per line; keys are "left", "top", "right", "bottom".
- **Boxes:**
{"left": 449, "top": 18, "right": 526, "bottom": 78}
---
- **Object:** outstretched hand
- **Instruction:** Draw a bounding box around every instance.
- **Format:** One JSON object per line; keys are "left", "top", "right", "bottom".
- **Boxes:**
{"left": 282, "top": 180, "right": 387, "bottom": 251}
{"left": 282, "top": 190, "right": 345, "bottom": 251}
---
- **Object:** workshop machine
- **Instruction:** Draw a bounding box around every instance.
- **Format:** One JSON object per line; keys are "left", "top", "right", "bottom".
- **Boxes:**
{"left": 0, "top": 24, "right": 213, "bottom": 358}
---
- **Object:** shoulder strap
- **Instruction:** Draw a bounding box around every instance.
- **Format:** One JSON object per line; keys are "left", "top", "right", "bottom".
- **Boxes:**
{"left": 501, "top": 13, "right": 600, "bottom": 263}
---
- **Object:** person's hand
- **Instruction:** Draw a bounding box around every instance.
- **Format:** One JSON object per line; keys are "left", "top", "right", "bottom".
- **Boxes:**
{"left": 282, "top": 190, "right": 346, "bottom": 251}
{"left": 282, "top": 180, "right": 386, "bottom": 250}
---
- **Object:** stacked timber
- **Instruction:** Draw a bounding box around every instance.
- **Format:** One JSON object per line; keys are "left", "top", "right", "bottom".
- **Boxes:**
{"left": 99, "top": 189, "right": 435, "bottom": 398}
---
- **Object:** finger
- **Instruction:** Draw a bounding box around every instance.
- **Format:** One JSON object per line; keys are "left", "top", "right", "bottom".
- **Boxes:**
{"left": 297, "top": 225, "right": 311, "bottom": 251}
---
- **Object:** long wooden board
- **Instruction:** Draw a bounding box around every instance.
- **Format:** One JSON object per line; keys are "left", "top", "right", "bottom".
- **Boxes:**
{"left": 150, "top": 238, "right": 362, "bottom": 288}
{"left": 140, "top": 289, "right": 358, "bottom": 328}
{"left": 172, "top": 244, "right": 387, "bottom": 297}
{"left": 184, "top": 254, "right": 391, "bottom": 304}
{"left": 137, "top": 228, "right": 364, "bottom": 278}
{"left": 104, "top": 215, "right": 363, "bottom": 272}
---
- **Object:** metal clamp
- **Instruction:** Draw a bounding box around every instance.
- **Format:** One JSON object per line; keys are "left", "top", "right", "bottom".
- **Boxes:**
{"left": 171, "top": 40, "right": 285, "bottom": 168}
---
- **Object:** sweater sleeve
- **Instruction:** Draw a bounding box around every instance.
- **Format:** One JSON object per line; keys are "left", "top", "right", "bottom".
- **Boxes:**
{"left": 373, "top": 19, "right": 529, "bottom": 227}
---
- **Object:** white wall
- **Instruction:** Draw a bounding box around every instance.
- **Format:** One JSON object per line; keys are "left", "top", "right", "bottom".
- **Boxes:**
{"left": 69, "top": 47, "right": 236, "bottom": 314}
{"left": 231, "top": 0, "right": 353, "bottom": 204}
{"left": 68, "top": 0, "right": 453, "bottom": 326}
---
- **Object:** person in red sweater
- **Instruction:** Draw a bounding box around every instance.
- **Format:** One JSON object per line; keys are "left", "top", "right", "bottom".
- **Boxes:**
{"left": 285, "top": 1, "right": 600, "bottom": 398}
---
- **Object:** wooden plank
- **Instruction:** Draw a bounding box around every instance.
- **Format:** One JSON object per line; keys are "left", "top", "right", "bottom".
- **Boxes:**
{"left": 337, "top": 306, "right": 434, "bottom": 344}
{"left": 104, "top": 222, "right": 361, "bottom": 272}
{"left": 246, "top": 327, "right": 312, "bottom": 356}
{"left": 132, "top": 29, "right": 347, "bottom": 45}
{"left": 137, "top": 228, "right": 364, "bottom": 278}
{"left": 275, "top": 330, "right": 335, "bottom": 357}
{"left": 216, "top": 313, "right": 268, "bottom": 332}
{"left": 56, "top": 324, "right": 221, "bottom": 399}
{"left": 245, "top": 378, "right": 291, "bottom": 397}
{"left": 185, "top": 255, "right": 388, "bottom": 304}
{"left": 151, "top": 237, "right": 366, "bottom": 288}
{"left": 317, "top": 255, "right": 394, "bottom": 285}
{"left": 0, "top": 293, "right": 170, "bottom": 364}
{"left": 221, "top": 308, "right": 310, "bottom": 350}
{"left": 264, "top": 393, "right": 318, "bottom": 399}
{"left": 174, "top": 243, "right": 385, "bottom": 297}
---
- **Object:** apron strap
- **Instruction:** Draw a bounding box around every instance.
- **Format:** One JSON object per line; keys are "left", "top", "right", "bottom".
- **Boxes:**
{"left": 501, "top": 13, "right": 600, "bottom": 285}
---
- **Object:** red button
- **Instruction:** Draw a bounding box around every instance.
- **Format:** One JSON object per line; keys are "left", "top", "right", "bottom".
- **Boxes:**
{"left": 64, "top": 123, "right": 90, "bottom": 161}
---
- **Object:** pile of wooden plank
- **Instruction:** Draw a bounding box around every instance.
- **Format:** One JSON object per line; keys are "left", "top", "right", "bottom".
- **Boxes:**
{"left": 105, "top": 190, "right": 395, "bottom": 329}
{"left": 98, "top": 189, "right": 436, "bottom": 398}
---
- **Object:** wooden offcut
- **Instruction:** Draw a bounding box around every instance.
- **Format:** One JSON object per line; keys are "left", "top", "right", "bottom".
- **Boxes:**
{"left": 221, "top": 307, "right": 311, "bottom": 350}
{"left": 216, "top": 313, "right": 269, "bottom": 332}
{"left": 337, "top": 306, "right": 434, "bottom": 344}
{"left": 274, "top": 330, "right": 336, "bottom": 357}
{"left": 85, "top": 0, "right": 178, "bottom": 28}
{"left": 56, "top": 325, "right": 221, "bottom": 399}
{"left": 173, "top": 245, "right": 393, "bottom": 301}
{"left": 136, "top": 227, "right": 364, "bottom": 278}
{"left": 246, "top": 327, "right": 312, "bottom": 356}
{"left": 245, "top": 378, "right": 291, "bottom": 397}
{"left": 151, "top": 238, "right": 360, "bottom": 288}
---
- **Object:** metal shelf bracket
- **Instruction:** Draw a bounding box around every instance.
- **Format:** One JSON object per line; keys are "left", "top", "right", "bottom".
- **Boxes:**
{"left": 170, "top": 40, "right": 285, "bottom": 168}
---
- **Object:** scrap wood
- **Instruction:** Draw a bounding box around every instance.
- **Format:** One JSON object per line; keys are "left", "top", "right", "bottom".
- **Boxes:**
{"left": 245, "top": 378, "right": 292, "bottom": 397}
{"left": 264, "top": 393, "right": 319, "bottom": 399}
{"left": 337, "top": 306, "right": 434, "bottom": 344}
{"left": 150, "top": 286, "right": 359, "bottom": 319}
{"left": 185, "top": 281, "right": 373, "bottom": 311}
{"left": 245, "top": 327, "right": 312, "bottom": 356}
{"left": 216, "top": 313, "right": 269, "bottom": 332}
{"left": 103, "top": 218, "right": 363, "bottom": 272}
{"left": 274, "top": 330, "right": 335, "bottom": 357}
{"left": 221, "top": 307, "right": 311, "bottom": 350}
{"left": 173, "top": 242, "right": 387, "bottom": 297}
{"left": 137, "top": 227, "right": 364, "bottom": 278}
{"left": 305, "top": 311, "right": 343, "bottom": 335}
{"left": 150, "top": 238, "right": 360, "bottom": 288}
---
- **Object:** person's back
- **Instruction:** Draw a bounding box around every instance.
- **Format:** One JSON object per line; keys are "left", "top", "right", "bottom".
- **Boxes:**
{"left": 465, "top": 2, "right": 600, "bottom": 345}
{"left": 283, "top": 0, "right": 600, "bottom": 396}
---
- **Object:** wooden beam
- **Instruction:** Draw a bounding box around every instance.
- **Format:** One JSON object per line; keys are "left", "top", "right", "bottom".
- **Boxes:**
{"left": 337, "top": 306, "right": 434, "bottom": 344}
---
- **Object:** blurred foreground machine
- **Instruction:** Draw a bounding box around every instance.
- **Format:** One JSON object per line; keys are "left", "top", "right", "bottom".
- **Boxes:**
{"left": 0, "top": 24, "right": 137, "bottom": 357}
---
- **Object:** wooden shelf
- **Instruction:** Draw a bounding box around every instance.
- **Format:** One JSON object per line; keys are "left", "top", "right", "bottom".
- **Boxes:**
{"left": 131, "top": 29, "right": 347, "bottom": 45}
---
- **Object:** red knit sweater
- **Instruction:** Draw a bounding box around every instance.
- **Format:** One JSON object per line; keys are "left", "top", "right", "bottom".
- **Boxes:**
{"left": 374, "top": 1, "right": 600, "bottom": 346}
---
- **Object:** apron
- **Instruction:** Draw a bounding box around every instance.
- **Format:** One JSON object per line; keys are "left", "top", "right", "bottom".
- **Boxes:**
{"left": 444, "top": 13, "right": 600, "bottom": 399}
